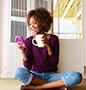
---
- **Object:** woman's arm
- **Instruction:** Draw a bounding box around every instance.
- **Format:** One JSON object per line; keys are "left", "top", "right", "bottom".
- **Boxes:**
{"left": 17, "top": 42, "right": 28, "bottom": 61}
{"left": 48, "top": 36, "right": 59, "bottom": 66}
{"left": 17, "top": 41, "right": 32, "bottom": 70}
{"left": 46, "top": 45, "right": 53, "bottom": 56}
{"left": 21, "top": 49, "right": 28, "bottom": 61}
{"left": 42, "top": 35, "right": 59, "bottom": 66}
{"left": 42, "top": 35, "right": 53, "bottom": 55}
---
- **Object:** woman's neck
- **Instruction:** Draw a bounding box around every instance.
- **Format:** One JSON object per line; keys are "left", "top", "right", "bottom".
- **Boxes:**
{"left": 36, "top": 31, "right": 45, "bottom": 35}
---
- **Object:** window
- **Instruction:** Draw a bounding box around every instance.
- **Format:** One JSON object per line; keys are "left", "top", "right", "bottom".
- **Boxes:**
{"left": 35, "top": 0, "right": 48, "bottom": 9}
{"left": 53, "top": 0, "right": 82, "bottom": 39}
{"left": 11, "top": 0, "right": 27, "bottom": 42}
{"left": 11, "top": 21, "right": 27, "bottom": 42}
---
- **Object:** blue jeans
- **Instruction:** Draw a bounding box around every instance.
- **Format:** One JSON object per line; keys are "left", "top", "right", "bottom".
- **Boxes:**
{"left": 14, "top": 67, "right": 82, "bottom": 88}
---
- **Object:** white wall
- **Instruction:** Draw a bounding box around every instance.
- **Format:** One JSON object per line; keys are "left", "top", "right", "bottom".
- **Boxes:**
{"left": 0, "top": 0, "right": 2, "bottom": 74}
{"left": 0, "top": 0, "right": 4, "bottom": 76}
{"left": 0, "top": 0, "right": 10, "bottom": 77}
{"left": 82, "top": 0, "right": 86, "bottom": 66}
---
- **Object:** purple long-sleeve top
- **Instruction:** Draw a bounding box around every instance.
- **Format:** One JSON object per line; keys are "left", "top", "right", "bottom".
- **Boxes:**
{"left": 23, "top": 34, "right": 59, "bottom": 72}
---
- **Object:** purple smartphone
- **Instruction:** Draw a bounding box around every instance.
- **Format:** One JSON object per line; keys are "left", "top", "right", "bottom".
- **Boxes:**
{"left": 16, "top": 36, "right": 26, "bottom": 48}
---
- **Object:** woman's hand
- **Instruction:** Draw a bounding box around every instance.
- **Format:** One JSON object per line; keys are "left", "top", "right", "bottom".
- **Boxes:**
{"left": 41, "top": 35, "right": 53, "bottom": 55}
{"left": 16, "top": 40, "right": 28, "bottom": 61}
{"left": 16, "top": 38, "right": 26, "bottom": 53}
{"left": 41, "top": 35, "right": 50, "bottom": 48}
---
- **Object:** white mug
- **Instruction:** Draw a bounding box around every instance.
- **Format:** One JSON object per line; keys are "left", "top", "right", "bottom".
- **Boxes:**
{"left": 32, "top": 34, "right": 45, "bottom": 48}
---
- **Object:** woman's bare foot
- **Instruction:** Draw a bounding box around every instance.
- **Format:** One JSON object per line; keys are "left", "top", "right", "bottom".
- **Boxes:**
{"left": 20, "top": 84, "right": 37, "bottom": 90}
{"left": 58, "top": 87, "right": 67, "bottom": 90}
{"left": 20, "top": 84, "right": 67, "bottom": 90}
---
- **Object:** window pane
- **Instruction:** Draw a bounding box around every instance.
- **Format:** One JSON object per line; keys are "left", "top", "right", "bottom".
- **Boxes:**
{"left": 35, "top": 0, "right": 48, "bottom": 10}
{"left": 54, "top": 20, "right": 76, "bottom": 33}
{"left": 53, "top": 19, "right": 58, "bottom": 33}
{"left": 11, "top": 21, "right": 27, "bottom": 42}
{"left": 11, "top": 0, "right": 27, "bottom": 17}
{"left": 59, "top": 0, "right": 76, "bottom": 34}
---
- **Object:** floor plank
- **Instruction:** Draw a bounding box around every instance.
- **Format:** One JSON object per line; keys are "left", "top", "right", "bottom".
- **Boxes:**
{"left": 0, "top": 78, "right": 86, "bottom": 90}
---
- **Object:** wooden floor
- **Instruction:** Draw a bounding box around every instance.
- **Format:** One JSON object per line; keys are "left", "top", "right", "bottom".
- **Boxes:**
{"left": 0, "top": 78, "right": 22, "bottom": 90}
{"left": 0, "top": 78, "right": 86, "bottom": 90}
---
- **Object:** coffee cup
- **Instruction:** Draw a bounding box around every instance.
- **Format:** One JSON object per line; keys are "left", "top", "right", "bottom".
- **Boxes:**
{"left": 32, "top": 34, "right": 45, "bottom": 48}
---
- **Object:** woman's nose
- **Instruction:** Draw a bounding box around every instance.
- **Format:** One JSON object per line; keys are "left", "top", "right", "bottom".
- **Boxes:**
{"left": 30, "top": 24, "right": 34, "bottom": 28}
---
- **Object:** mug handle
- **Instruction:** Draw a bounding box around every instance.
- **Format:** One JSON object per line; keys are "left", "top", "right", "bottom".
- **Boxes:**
{"left": 32, "top": 38, "right": 38, "bottom": 46}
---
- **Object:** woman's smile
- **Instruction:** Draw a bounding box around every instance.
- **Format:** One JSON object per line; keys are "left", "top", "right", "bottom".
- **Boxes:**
{"left": 29, "top": 16, "right": 44, "bottom": 34}
{"left": 32, "top": 28, "right": 37, "bottom": 33}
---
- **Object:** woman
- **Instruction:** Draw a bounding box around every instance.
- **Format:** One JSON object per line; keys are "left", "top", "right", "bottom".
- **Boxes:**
{"left": 14, "top": 7, "right": 82, "bottom": 90}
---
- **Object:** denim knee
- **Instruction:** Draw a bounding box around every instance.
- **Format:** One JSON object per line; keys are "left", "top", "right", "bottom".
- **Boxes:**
{"left": 62, "top": 71, "right": 82, "bottom": 88}
{"left": 71, "top": 71, "right": 82, "bottom": 84}
{"left": 75, "top": 72, "right": 82, "bottom": 84}
{"left": 14, "top": 67, "right": 26, "bottom": 79}
{"left": 14, "top": 67, "right": 33, "bottom": 85}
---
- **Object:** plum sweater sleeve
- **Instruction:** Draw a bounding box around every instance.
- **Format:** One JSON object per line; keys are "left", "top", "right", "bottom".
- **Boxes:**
{"left": 48, "top": 36, "right": 59, "bottom": 66}
{"left": 23, "top": 37, "right": 33, "bottom": 70}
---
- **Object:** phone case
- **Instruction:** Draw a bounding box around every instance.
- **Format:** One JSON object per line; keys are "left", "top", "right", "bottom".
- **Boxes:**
{"left": 16, "top": 36, "right": 26, "bottom": 48}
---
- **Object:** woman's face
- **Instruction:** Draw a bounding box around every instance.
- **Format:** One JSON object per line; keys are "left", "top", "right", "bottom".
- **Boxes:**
{"left": 29, "top": 16, "right": 44, "bottom": 34}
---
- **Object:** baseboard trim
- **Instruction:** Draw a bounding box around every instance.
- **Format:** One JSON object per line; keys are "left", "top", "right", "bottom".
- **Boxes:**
{"left": 82, "top": 73, "right": 86, "bottom": 79}
{"left": 0, "top": 72, "right": 14, "bottom": 78}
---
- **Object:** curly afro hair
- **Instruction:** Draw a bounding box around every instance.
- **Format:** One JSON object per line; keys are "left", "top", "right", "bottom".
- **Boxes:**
{"left": 26, "top": 6, "right": 53, "bottom": 32}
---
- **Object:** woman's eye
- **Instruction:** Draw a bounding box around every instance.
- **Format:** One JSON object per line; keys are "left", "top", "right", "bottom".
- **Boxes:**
{"left": 29, "top": 24, "right": 31, "bottom": 26}
{"left": 34, "top": 22, "right": 37, "bottom": 24}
